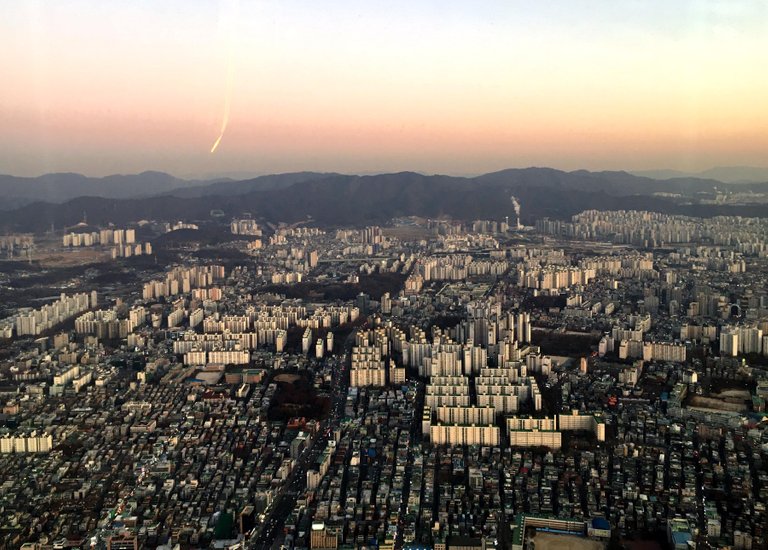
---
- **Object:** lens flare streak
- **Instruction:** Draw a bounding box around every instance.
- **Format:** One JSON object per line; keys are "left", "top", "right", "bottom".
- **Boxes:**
{"left": 210, "top": 0, "right": 237, "bottom": 154}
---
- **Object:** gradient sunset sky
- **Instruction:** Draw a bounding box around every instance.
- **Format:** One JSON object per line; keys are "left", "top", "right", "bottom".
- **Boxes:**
{"left": 1, "top": 0, "right": 767, "bottom": 177}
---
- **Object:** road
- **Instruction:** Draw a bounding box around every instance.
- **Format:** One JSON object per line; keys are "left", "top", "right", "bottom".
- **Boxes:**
{"left": 249, "top": 335, "right": 354, "bottom": 549}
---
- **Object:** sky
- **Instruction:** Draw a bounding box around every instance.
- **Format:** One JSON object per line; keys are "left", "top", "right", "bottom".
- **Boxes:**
{"left": 1, "top": 0, "right": 767, "bottom": 178}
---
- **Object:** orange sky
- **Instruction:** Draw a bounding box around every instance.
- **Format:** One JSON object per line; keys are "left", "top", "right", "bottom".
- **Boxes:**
{"left": 1, "top": 1, "right": 767, "bottom": 177}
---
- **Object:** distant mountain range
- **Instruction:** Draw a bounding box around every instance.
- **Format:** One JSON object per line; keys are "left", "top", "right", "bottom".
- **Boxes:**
{"left": 3, "top": 167, "right": 768, "bottom": 233}
{"left": 0, "top": 171, "right": 196, "bottom": 206}
{"left": 0, "top": 171, "right": 341, "bottom": 208}
{"left": 631, "top": 166, "right": 768, "bottom": 184}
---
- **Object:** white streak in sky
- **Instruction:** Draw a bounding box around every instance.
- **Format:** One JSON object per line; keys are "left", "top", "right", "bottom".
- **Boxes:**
{"left": 211, "top": 0, "right": 238, "bottom": 154}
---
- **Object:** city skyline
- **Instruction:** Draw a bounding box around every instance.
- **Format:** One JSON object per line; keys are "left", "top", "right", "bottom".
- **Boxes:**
{"left": 2, "top": 0, "right": 767, "bottom": 177}
{"left": 4, "top": 3, "right": 768, "bottom": 549}
{"left": 3, "top": 208, "right": 768, "bottom": 549}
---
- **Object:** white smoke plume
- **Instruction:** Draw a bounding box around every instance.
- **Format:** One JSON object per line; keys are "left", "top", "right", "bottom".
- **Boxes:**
{"left": 510, "top": 195, "right": 521, "bottom": 228}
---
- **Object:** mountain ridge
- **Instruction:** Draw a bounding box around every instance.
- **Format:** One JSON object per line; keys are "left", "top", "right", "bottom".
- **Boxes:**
{"left": 4, "top": 166, "right": 768, "bottom": 209}
{"left": 0, "top": 171, "right": 206, "bottom": 207}
{"left": 631, "top": 166, "right": 768, "bottom": 184}
{"left": 3, "top": 168, "right": 768, "bottom": 233}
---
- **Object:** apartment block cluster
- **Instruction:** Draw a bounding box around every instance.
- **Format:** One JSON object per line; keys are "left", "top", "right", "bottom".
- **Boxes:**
{"left": 61, "top": 227, "right": 153, "bottom": 259}
{"left": 111, "top": 241, "right": 152, "bottom": 259}
{"left": 425, "top": 218, "right": 513, "bottom": 238}
{"left": 330, "top": 226, "right": 389, "bottom": 256}
{"left": 516, "top": 253, "right": 658, "bottom": 292}
{"left": 348, "top": 328, "right": 403, "bottom": 387}
{"left": 159, "top": 220, "right": 199, "bottom": 232}
{"left": 421, "top": 355, "right": 549, "bottom": 448}
{"left": 74, "top": 306, "right": 146, "bottom": 340}
{"left": 230, "top": 218, "right": 262, "bottom": 237}
{"left": 597, "top": 314, "right": 687, "bottom": 363}
{"left": 517, "top": 265, "right": 596, "bottom": 291}
{"left": 268, "top": 247, "right": 319, "bottom": 279}
{"left": 719, "top": 323, "right": 768, "bottom": 356}
{"left": 173, "top": 304, "right": 357, "bottom": 364}
{"left": 435, "top": 233, "right": 501, "bottom": 253}
{"left": 0, "top": 431, "right": 53, "bottom": 453}
{"left": 537, "top": 210, "right": 768, "bottom": 250}
{"left": 415, "top": 255, "right": 509, "bottom": 282}
{"left": 0, "top": 291, "right": 96, "bottom": 338}
{"left": 141, "top": 265, "right": 225, "bottom": 301}
{"left": 62, "top": 228, "right": 136, "bottom": 247}
{"left": 0, "top": 234, "right": 33, "bottom": 258}
{"left": 505, "top": 410, "right": 606, "bottom": 450}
